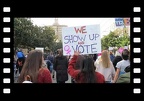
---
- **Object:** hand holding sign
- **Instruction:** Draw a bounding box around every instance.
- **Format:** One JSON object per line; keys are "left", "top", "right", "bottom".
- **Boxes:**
{"left": 74, "top": 51, "right": 80, "bottom": 56}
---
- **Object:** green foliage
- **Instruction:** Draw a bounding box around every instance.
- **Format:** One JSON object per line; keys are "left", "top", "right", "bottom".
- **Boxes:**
{"left": 101, "top": 29, "right": 130, "bottom": 50}
{"left": 14, "top": 18, "right": 34, "bottom": 48}
{"left": 14, "top": 18, "right": 57, "bottom": 51}
{"left": 51, "top": 40, "right": 62, "bottom": 52}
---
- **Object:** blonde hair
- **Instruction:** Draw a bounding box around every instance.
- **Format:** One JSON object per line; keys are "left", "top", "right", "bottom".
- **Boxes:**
{"left": 100, "top": 50, "right": 111, "bottom": 68}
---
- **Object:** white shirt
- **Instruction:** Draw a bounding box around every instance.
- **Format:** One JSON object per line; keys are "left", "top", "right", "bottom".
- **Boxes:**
{"left": 116, "top": 59, "right": 130, "bottom": 75}
{"left": 23, "top": 81, "right": 32, "bottom": 83}
{"left": 94, "top": 61, "right": 115, "bottom": 81}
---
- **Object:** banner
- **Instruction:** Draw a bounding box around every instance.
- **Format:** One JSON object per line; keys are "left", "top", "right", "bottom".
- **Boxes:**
{"left": 123, "top": 18, "right": 130, "bottom": 26}
{"left": 35, "top": 47, "right": 44, "bottom": 53}
{"left": 115, "top": 18, "right": 124, "bottom": 27}
{"left": 62, "top": 25, "right": 101, "bottom": 55}
{"left": 115, "top": 18, "right": 130, "bottom": 27}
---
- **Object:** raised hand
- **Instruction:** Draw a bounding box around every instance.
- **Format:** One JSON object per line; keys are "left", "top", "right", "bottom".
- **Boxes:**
{"left": 74, "top": 51, "right": 80, "bottom": 56}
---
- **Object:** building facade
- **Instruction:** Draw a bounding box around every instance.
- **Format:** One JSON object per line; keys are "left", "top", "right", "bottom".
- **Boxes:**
{"left": 49, "top": 18, "right": 67, "bottom": 42}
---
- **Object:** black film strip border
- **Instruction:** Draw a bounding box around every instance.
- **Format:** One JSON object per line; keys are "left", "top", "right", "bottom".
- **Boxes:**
{"left": 2, "top": 7, "right": 11, "bottom": 94}
{"left": 132, "top": 7, "right": 141, "bottom": 94}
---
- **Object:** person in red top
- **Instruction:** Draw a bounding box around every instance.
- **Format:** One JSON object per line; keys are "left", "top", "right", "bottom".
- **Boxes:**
{"left": 37, "top": 67, "right": 52, "bottom": 83}
{"left": 68, "top": 51, "right": 105, "bottom": 83}
{"left": 17, "top": 50, "right": 52, "bottom": 83}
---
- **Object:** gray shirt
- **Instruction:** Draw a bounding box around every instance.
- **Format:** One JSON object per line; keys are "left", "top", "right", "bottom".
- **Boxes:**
{"left": 116, "top": 60, "right": 130, "bottom": 75}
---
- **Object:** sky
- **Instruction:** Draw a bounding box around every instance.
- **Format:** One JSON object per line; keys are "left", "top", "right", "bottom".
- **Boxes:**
{"left": 31, "top": 18, "right": 116, "bottom": 37}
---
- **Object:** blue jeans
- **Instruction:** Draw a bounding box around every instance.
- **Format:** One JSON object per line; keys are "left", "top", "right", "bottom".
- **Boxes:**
{"left": 50, "top": 64, "right": 53, "bottom": 73}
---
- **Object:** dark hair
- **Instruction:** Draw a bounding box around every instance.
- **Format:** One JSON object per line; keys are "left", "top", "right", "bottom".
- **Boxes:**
{"left": 122, "top": 49, "right": 129, "bottom": 60}
{"left": 17, "top": 50, "right": 43, "bottom": 83}
{"left": 76, "top": 55, "right": 97, "bottom": 83}
{"left": 93, "top": 54, "right": 98, "bottom": 61}
{"left": 74, "top": 55, "right": 85, "bottom": 70}
{"left": 58, "top": 48, "right": 63, "bottom": 56}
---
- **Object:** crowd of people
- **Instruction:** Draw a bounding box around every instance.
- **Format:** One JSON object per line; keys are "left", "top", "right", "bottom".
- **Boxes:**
{"left": 14, "top": 47, "right": 130, "bottom": 83}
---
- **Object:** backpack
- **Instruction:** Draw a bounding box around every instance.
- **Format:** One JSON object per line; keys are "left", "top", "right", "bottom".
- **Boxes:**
{"left": 46, "top": 60, "right": 52, "bottom": 68}
{"left": 46, "top": 60, "right": 53, "bottom": 72}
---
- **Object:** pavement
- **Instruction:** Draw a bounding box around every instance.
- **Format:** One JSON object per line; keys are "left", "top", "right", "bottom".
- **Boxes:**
{"left": 51, "top": 71, "right": 72, "bottom": 83}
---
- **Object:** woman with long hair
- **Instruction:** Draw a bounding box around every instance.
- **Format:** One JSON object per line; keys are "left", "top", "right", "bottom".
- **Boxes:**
{"left": 94, "top": 50, "right": 115, "bottom": 83}
{"left": 71, "top": 55, "right": 85, "bottom": 83}
{"left": 68, "top": 51, "right": 105, "bottom": 83}
{"left": 17, "top": 50, "right": 52, "bottom": 83}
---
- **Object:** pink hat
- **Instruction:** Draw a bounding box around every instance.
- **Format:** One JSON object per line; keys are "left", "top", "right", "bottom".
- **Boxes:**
{"left": 118, "top": 47, "right": 124, "bottom": 54}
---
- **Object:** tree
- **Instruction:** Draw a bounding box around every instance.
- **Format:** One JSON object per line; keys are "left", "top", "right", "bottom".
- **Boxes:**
{"left": 118, "top": 33, "right": 130, "bottom": 47}
{"left": 37, "top": 26, "right": 56, "bottom": 49}
{"left": 101, "top": 28, "right": 130, "bottom": 50}
{"left": 29, "top": 25, "right": 43, "bottom": 48}
{"left": 50, "top": 40, "right": 62, "bottom": 53}
{"left": 14, "top": 18, "right": 35, "bottom": 48}
{"left": 14, "top": 18, "right": 57, "bottom": 51}
{"left": 101, "top": 35, "right": 109, "bottom": 50}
